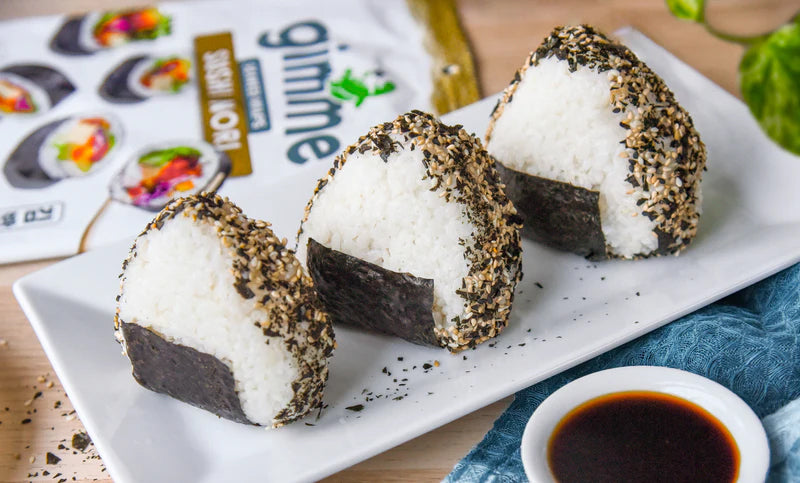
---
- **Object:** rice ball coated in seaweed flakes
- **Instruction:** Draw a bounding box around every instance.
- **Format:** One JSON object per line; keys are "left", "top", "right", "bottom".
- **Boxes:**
{"left": 297, "top": 110, "right": 523, "bottom": 353}
{"left": 114, "top": 192, "right": 334, "bottom": 428}
{"left": 487, "top": 25, "right": 706, "bottom": 260}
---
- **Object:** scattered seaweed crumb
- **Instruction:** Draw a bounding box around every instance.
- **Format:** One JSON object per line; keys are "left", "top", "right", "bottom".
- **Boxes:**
{"left": 305, "top": 422, "right": 315, "bottom": 426}
{"left": 46, "top": 452, "right": 61, "bottom": 465}
{"left": 535, "top": 282, "right": 543, "bottom": 289}
{"left": 72, "top": 432, "right": 91, "bottom": 452}
{"left": 21, "top": 418, "right": 31, "bottom": 424}
{"left": 345, "top": 404, "right": 364, "bottom": 412}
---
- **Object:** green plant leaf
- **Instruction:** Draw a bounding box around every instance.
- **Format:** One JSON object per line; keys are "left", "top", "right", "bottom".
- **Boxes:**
{"left": 666, "top": 0, "right": 705, "bottom": 22}
{"left": 739, "top": 18, "right": 800, "bottom": 156}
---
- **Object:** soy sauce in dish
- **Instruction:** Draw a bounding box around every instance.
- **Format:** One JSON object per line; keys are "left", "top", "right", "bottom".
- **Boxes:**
{"left": 547, "top": 391, "right": 740, "bottom": 483}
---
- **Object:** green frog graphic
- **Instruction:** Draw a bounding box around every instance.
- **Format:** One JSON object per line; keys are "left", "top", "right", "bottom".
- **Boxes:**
{"left": 329, "top": 69, "right": 395, "bottom": 107}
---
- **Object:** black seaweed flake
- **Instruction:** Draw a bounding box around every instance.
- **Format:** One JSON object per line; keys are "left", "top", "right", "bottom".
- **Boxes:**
{"left": 345, "top": 404, "right": 364, "bottom": 412}
{"left": 46, "top": 452, "right": 61, "bottom": 465}
{"left": 71, "top": 432, "right": 91, "bottom": 452}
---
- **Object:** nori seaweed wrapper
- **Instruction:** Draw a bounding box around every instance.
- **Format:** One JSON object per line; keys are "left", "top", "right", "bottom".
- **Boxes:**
{"left": 99, "top": 56, "right": 147, "bottom": 103}
{"left": 307, "top": 238, "right": 438, "bottom": 346}
{"left": 1, "top": 64, "right": 75, "bottom": 107}
{"left": 3, "top": 119, "right": 66, "bottom": 189}
{"left": 120, "top": 322, "right": 251, "bottom": 424}
{"left": 49, "top": 17, "right": 93, "bottom": 56}
{"left": 495, "top": 162, "right": 607, "bottom": 261}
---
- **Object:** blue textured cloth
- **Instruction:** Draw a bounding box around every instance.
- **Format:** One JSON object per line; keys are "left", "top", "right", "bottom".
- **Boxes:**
{"left": 446, "top": 263, "right": 800, "bottom": 482}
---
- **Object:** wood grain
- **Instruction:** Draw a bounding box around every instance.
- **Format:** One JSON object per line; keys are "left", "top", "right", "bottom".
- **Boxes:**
{"left": 1, "top": 0, "right": 795, "bottom": 481}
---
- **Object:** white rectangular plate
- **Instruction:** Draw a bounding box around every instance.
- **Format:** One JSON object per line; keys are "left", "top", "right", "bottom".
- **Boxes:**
{"left": 14, "top": 29, "right": 800, "bottom": 482}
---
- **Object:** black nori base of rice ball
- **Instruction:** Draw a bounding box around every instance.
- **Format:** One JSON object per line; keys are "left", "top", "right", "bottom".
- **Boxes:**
{"left": 49, "top": 17, "right": 93, "bottom": 56}
{"left": 99, "top": 56, "right": 147, "bottom": 103}
{"left": 3, "top": 119, "right": 66, "bottom": 189}
{"left": 495, "top": 162, "right": 607, "bottom": 260}
{"left": 1, "top": 64, "right": 75, "bottom": 107}
{"left": 121, "top": 321, "right": 252, "bottom": 425}
{"left": 307, "top": 238, "right": 439, "bottom": 347}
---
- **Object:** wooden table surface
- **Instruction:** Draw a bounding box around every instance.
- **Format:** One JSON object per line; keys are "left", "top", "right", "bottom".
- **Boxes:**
{"left": 1, "top": 0, "right": 796, "bottom": 481}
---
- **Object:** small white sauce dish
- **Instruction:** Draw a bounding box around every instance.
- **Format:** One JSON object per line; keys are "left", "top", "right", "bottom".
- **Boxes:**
{"left": 520, "top": 366, "right": 770, "bottom": 482}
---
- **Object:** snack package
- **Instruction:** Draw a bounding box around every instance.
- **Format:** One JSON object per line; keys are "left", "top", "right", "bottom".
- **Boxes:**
{"left": 0, "top": 0, "right": 479, "bottom": 263}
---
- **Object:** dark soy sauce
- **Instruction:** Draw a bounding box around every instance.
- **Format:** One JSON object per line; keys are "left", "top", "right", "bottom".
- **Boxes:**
{"left": 547, "top": 391, "right": 740, "bottom": 483}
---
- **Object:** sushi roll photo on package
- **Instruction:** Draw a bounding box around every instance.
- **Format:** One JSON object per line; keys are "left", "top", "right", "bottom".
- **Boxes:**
{"left": 0, "top": 0, "right": 479, "bottom": 263}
